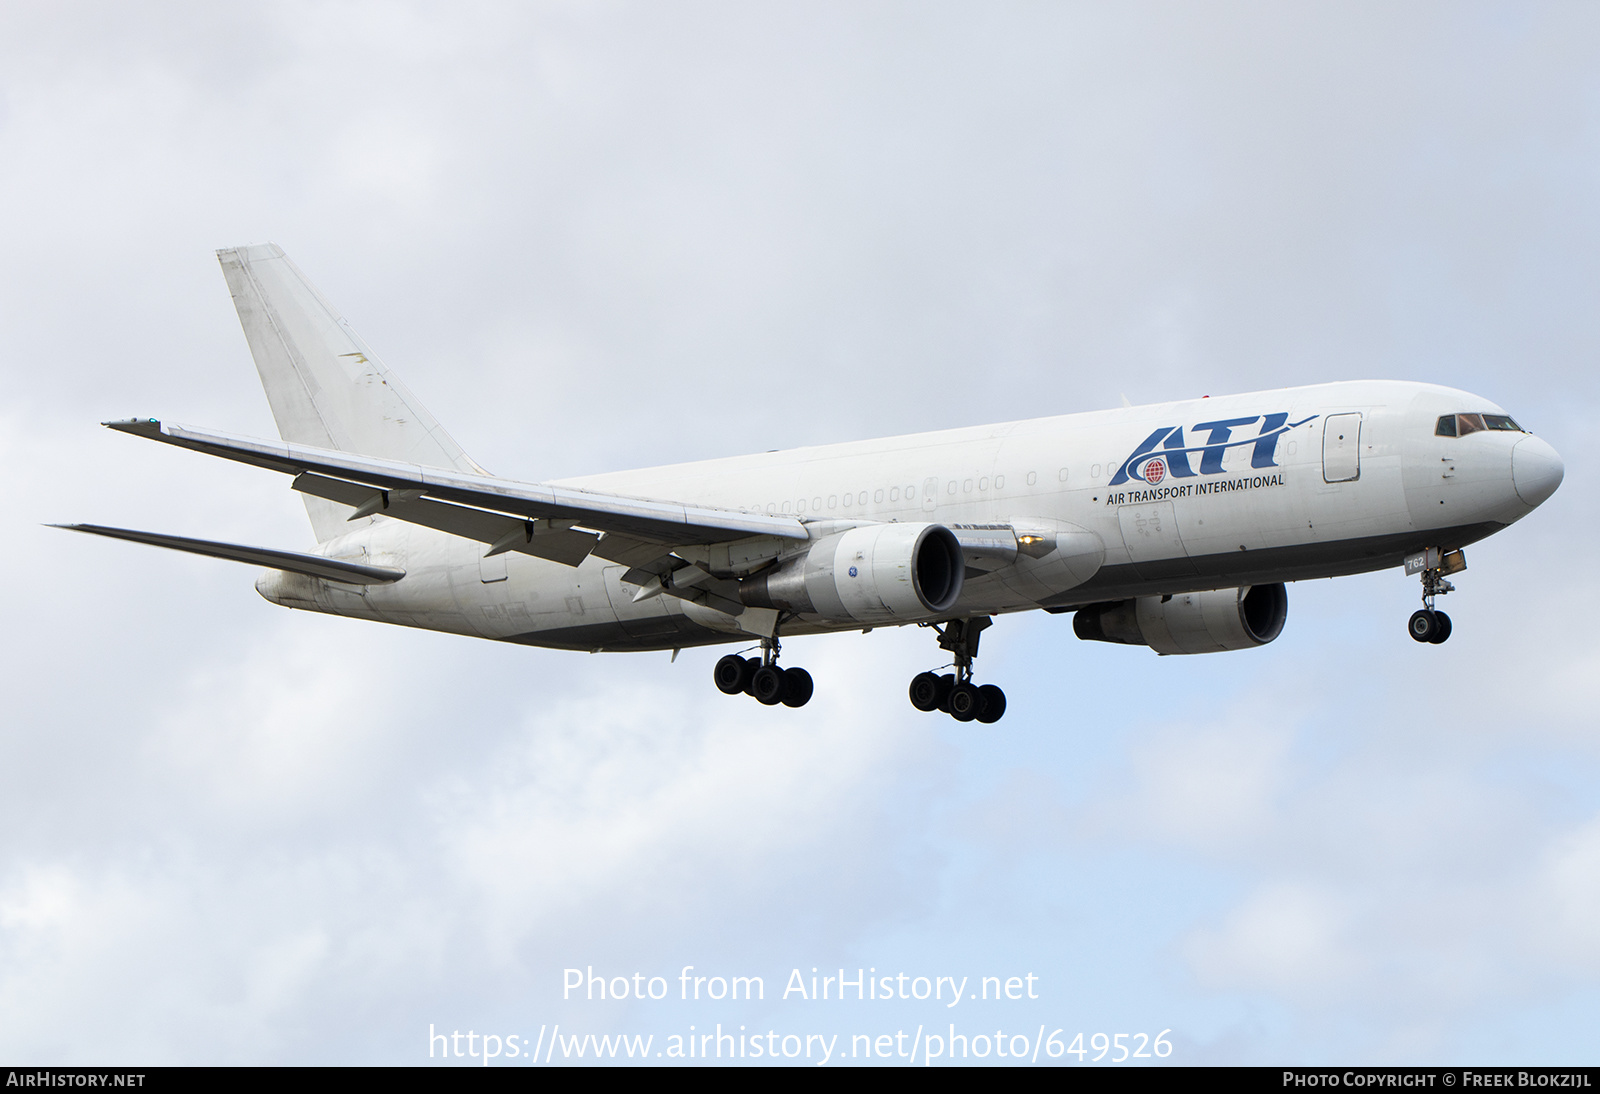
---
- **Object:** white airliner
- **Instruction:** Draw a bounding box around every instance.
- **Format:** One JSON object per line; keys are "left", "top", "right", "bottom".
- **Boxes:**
{"left": 60, "top": 244, "right": 1564, "bottom": 723}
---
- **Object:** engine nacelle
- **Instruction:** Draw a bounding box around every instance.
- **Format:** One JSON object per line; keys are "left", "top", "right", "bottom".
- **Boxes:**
{"left": 1073, "top": 584, "right": 1288, "bottom": 655}
{"left": 740, "top": 522, "right": 964, "bottom": 624}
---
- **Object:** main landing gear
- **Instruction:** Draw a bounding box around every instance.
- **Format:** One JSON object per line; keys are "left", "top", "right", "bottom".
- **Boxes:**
{"left": 909, "top": 617, "right": 1007, "bottom": 724}
{"left": 1407, "top": 548, "right": 1462, "bottom": 645}
{"left": 713, "top": 635, "right": 813, "bottom": 708}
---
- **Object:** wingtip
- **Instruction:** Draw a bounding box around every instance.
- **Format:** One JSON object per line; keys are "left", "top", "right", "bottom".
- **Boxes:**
{"left": 103, "top": 417, "right": 163, "bottom": 436}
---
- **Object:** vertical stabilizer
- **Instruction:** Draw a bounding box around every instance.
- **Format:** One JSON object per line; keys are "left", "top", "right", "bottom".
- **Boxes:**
{"left": 217, "top": 243, "right": 486, "bottom": 541}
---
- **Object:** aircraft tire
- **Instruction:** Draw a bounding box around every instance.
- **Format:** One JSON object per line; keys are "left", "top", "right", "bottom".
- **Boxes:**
{"left": 1428, "top": 611, "right": 1452, "bottom": 644}
{"left": 935, "top": 673, "right": 956, "bottom": 713}
{"left": 1408, "top": 610, "right": 1439, "bottom": 643}
{"left": 741, "top": 657, "right": 762, "bottom": 695}
{"left": 948, "top": 683, "right": 980, "bottom": 722}
{"left": 975, "top": 684, "right": 1007, "bottom": 724}
{"left": 752, "top": 665, "right": 787, "bottom": 706}
{"left": 909, "top": 672, "right": 943, "bottom": 712}
{"left": 781, "top": 667, "right": 814, "bottom": 708}
{"left": 714, "top": 654, "right": 751, "bottom": 695}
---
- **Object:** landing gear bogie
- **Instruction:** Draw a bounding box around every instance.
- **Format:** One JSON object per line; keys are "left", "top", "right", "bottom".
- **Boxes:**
{"left": 712, "top": 639, "right": 812, "bottom": 708}
{"left": 909, "top": 617, "right": 1008, "bottom": 724}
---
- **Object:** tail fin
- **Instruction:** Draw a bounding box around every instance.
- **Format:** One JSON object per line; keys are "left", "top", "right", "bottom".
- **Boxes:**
{"left": 216, "top": 243, "right": 486, "bottom": 541}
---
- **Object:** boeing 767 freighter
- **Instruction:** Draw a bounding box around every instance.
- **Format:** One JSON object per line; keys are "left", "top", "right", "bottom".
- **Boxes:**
{"left": 58, "top": 244, "right": 1565, "bottom": 723}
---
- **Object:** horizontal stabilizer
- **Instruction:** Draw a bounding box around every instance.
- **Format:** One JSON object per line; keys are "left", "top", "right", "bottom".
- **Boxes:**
{"left": 51, "top": 524, "right": 405, "bottom": 585}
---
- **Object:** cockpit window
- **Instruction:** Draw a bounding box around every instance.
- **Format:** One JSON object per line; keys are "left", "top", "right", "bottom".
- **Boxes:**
{"left": 1437, "top": 412, "right": 1522, "bottom": 437}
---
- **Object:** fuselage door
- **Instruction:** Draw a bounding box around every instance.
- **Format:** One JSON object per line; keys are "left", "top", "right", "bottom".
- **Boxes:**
{"left": 602, "top": 565, "right": 682, "bottom": 641}
{"left": 1322, "top": 413, "right": 1362, "bottom": 483}
{"left": 1117, "top": 501, "right": 1197, "bottom": 579}
{"left": 479, "top": 548, "right": 508, "bottom": 583}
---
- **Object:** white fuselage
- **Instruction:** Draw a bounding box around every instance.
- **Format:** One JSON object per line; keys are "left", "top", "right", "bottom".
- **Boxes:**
{"left": 255, "top": 380, "right": 1562, "bottom": 652}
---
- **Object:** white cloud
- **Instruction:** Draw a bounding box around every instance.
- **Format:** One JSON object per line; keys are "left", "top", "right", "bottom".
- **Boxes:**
{"left": 1531, "top": 815, "right": 1600, "bottom": 969}
{"left": 1185, "top": 882, "right": 1361, "bottom": 998}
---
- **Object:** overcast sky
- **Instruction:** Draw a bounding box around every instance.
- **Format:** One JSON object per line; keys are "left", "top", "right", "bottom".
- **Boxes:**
{"left": 2, "top": 1, "right": 1597, "bottom": 1066}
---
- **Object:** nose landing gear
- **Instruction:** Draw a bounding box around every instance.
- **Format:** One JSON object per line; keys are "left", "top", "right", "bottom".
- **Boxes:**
{"left": 713, "top": 635, "right": 813, "bottom": 708}
{"left": 909, "top": 617, "right": 1007, "bottom": 723}
{"left": 1405, "top": 548, "right": 1464, "bottom": 645}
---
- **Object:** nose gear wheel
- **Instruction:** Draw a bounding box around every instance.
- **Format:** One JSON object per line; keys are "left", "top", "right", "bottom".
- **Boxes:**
{"left": 1408, "top": 609, "right": 1452, "bottom": 644}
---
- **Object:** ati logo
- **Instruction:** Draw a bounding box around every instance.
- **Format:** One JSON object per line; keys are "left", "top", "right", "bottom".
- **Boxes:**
{"left": 1110, "top": 413, "right": 1318, "bottom": 486}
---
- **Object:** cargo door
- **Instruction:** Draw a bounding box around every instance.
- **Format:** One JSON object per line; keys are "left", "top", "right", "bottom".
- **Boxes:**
{"left": 327, "top": 545, "right": 370, "bottom": 598}
{"left": 1322, "top": 413, "right": 1362, "bottom": 483}
{"left": 478, "top": 549, "right": 508, "bottom": 583}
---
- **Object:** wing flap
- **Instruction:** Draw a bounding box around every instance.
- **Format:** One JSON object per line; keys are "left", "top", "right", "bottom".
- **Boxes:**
{"left": 591, "top": 533, "right": 681, "bottom": 568}
{"left": 291, "top": 473, "right": 599, "bottom": 566}
{"left": 52, "top": 523, "right": 405, "bottom": 584}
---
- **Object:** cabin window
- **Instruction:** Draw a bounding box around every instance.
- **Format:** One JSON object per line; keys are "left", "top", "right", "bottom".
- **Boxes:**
{"left": 875, "top": 489, "right": 884, "bottom": 503}
{"left": 979, "top": 477, "right": 989, "bottom": 491}
{"left": 889, "top": 487, "right": 899, "bottom": 501}
{"left": 994, "top": 475, "right": 1004, "bottom": 490}
{"left": 1026, "top": 471, "right": 1037, "bottom": 485}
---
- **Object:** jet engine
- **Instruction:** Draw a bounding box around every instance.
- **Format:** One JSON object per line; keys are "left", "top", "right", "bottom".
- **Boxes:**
{"left": 1073, "top": 584, "right": 1288, "bottom": 655}
{"left": 739, "top": 522, "right": 964, "bottom": 625}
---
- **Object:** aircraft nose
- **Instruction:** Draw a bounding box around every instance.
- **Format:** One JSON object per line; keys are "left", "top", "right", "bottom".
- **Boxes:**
{"left": 1512, "top": 435, "right": 1564, "bottom": 508}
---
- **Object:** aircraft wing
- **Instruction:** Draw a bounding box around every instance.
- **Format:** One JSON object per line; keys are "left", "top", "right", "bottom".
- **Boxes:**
{"left": 105, "top": 418, "right": 808, "bottom": 564}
